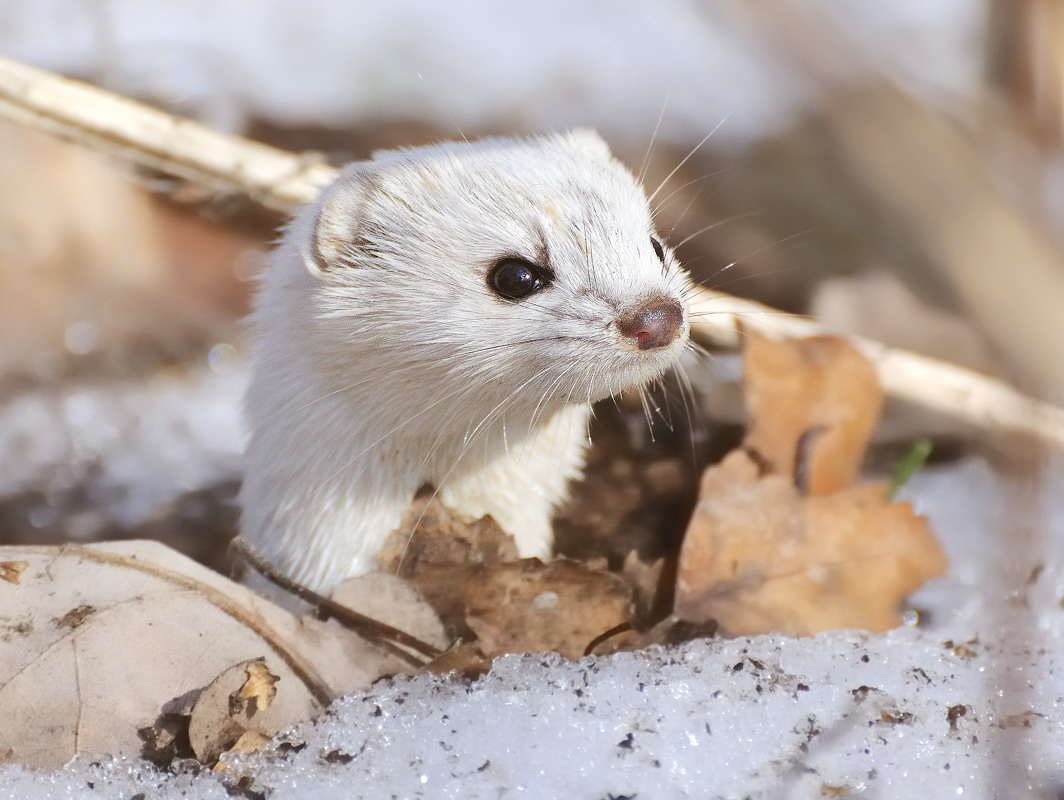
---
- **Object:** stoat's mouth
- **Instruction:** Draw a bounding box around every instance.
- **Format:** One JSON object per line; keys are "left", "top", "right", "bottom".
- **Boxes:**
{"left": 577, "top": 330, "right": 689, "bottom": 406}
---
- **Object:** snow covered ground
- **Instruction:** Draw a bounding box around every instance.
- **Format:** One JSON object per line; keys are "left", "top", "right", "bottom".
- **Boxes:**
{"left": 0, "top": 435, "right": 1061, "bottom": 798}
{"left": 0, "top": 366, "right": 246, "bottom": 532}
{"left": 2, "top": 625, "right": 1062, "bottom": 799}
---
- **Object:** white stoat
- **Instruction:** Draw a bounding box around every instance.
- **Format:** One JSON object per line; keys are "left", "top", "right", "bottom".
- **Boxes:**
{"left": 240, "top": 130, "right": 691, "bottom": 593}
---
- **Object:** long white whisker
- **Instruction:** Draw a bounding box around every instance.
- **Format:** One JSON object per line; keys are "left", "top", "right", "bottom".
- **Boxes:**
{"left": 525, "top": 362, "right": 581, "bottom": 444}
{"left": 711, "top": 231, "right": 808, "bottom": 278}
{"left": 638, "top": 89, "right": 672, "bottom": 185}
{"left": 647, "top": 115, "right": 730, "bottom": 206}
{"left": 674, "top": 213, "right": 759, "bottom": 250}
{"left": 654, "top": 166, "right": 738, "bottom": 215}
{"left": 672, "top": 358, "right": 705, "bottom": 467}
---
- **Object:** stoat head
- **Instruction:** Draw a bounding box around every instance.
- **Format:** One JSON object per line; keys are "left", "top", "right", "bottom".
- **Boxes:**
{"left": 291, "top": 129, "right": 690, "bottom": 408}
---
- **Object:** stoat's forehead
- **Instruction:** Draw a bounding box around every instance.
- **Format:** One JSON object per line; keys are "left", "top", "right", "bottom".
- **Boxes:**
{"left": 364, "top": 134, "right": 667, "bottom": 297}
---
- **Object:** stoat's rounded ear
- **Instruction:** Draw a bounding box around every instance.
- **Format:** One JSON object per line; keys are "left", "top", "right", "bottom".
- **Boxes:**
{"left": 301, "top": 163, "right": 374, "bottom": 275}
{"left": 560, "top": 129, "right": 613, "bottom": 162}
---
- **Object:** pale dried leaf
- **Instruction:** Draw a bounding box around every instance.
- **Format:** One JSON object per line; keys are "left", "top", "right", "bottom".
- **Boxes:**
{"left": 0, "top": 541, "right": 408, "bottom": 769}
{"left": 331, "top": 572, "right": 450, "bottom": 654}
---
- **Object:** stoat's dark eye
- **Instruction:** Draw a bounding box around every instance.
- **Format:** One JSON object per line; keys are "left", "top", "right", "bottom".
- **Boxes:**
{"left": 650, "top": 236, "right": 666, "bottom": 263}
{"left": 488, "top": 258, "right": 553, "bottom": 300}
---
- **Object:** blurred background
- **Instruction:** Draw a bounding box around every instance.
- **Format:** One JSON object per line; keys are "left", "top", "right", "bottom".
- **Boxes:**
{"left": 0, "top": 0, "right": 1061, "bottom": 589}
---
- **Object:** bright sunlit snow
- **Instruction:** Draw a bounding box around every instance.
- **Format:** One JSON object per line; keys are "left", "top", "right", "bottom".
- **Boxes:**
{"left": 1, "top": 455, "right": 1062, "bottom": 799}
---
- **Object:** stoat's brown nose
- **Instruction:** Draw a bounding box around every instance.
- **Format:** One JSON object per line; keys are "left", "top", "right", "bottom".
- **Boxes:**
{"left": 617, "top": 299, "right": 685, "bottom": 351}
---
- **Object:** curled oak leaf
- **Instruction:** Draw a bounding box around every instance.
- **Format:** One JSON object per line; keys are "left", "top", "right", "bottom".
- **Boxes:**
{"left": 189, "top": 660, "right": 291, "bottom": 764}
{"left": 743, "top": 333, "right": 883, "bottom": 495}
{"left": 0, "top": 561, "right": 27, "bottom": 584}
{"left": 231, "top": 660, "right": 280, "bottom": 716}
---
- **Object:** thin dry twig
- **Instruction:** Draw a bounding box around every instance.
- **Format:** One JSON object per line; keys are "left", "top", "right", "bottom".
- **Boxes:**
{"left": 688, "top": 289, "right": 1064, "bottom": 448}
{"left": 232, "top": 538, "right": 443, "bottom": 666}
{"left": 2, "top": 54, "right": 1063, "bottom": 449}
{"left": 0, "top": 55, "right": 335, "bottom": 212}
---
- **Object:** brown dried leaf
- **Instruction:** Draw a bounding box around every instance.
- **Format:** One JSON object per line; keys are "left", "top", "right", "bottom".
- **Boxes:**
{"left": 743, "top": 333, "right": 883, "bottom": 495}
{"left": 376, "top": 497, "right": 525, "bottom": 642}
{"left": 419, "top": 642, "right": 493, "bottom": 679}
{"left": 674, "top": 334, "right": 946, "bottom": 636}
{"left": 0, "top": 561, "right": 27, "bottom": 585}
{"left": 377, "top": 493, "right": 638, "bottom": 660}
{"left": 588, "top": 615, "right": 718, "bottom": 656}
{"left": 675, "top": 446, "right": 946, "bottom": 636}
{"left": 465, "top": 559, "right": 632, "bottom": 659}
{"left": 379, "top": 496, "right": 518, "bottom": 575}
{"left": 619, "top": 550, "right": 667, "bottom": 624}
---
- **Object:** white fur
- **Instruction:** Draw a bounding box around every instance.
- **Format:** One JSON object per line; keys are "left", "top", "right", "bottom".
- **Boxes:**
{"left": 241, "top": 130, "right": 691, "bottom": 592}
